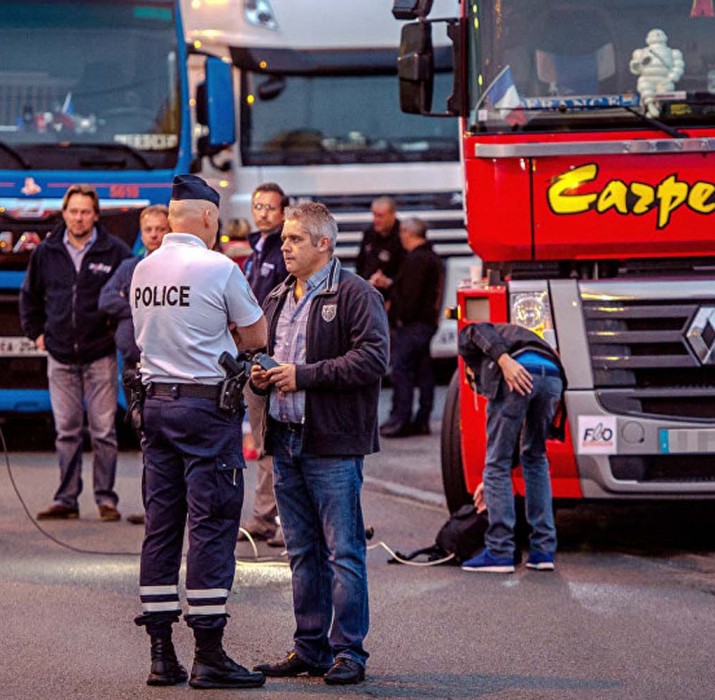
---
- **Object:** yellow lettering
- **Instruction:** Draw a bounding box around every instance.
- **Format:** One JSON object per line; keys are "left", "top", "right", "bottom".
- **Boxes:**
{"left": 656, "top": 175, "right": 688, "bottom": 229}
{"left": 596, "top": 180, "right": 629, "bottom": 214}
{"left": 548, "top": 164, "right": 599, "bottom": 214}
{"left": 630, "top": 182, "right": 655, "bottom": 215}
{"left": 688, "top": 182, "right": 715, "bottom": 214}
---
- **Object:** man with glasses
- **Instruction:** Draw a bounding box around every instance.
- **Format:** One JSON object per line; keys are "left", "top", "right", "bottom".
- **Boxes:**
{"left": 240, "top": 182, "right": 289, "bottom": 547}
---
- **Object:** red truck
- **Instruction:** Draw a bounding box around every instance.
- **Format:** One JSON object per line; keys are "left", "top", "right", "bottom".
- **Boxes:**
{"left": 393, "top": 0, "right": 715, "bottom": 511}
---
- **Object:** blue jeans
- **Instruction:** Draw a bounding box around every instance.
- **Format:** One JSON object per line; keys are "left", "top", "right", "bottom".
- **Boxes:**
{"left": 483, "top": 374, "right": 562, "bottom": 558}
{"left": 389, "top": 321, "right": 436, "bottom": 425}
{"left": 270, "top": 423, "right": 369, "bottom": 668}
{"left": 47, "top": 353, "right": 118, "bottom": 509}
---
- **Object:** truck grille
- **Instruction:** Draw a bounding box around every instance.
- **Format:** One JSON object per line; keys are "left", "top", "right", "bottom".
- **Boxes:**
{"left": 0, "top": 293, "right": 47, "bottom": 390}
{"left": 581, "top": 282, "right": 715, "bottom": 421}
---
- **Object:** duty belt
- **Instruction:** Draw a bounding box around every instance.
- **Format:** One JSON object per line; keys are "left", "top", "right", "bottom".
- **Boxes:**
{"left": 147, "top": 382, "right": 221, "bottom": 399}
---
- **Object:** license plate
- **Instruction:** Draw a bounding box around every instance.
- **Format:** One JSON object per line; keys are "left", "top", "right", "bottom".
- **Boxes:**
{"left": 659, "top": 428, "right": 715, "bottom": 454}
{"left": 0, "top": 336, "right": 46, "bottom": 357}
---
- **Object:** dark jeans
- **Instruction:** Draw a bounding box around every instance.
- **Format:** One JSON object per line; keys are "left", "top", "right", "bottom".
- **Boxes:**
{"left": 389, "top": 321, "right": 437, "bottom": 426}
{"left": 270, "top": 423, "right": 369, "bottom": 668}
{"left": 483, "top": 374, "right": 562, "bottom": 558}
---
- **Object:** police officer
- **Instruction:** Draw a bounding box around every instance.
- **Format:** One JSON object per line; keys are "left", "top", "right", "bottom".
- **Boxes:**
{"left": 130, "top": 174, "right": 267, "bottom": 689}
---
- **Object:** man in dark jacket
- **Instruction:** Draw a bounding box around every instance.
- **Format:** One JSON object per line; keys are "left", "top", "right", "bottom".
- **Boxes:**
{"left": 20, "top": 184, "right": 132, "bottom": 521}
{"left": 380, "top": 218, "right": 443, "bottom": 438}
{"left": 244, "top": 182, "right": 288, "bottom": 305}
{"left": 354, "top": 196, "right": 405, "bottom": 300}
{"left": 250, "top": 202, "right": 389, "bottom": 686}
{"left": 457, "top": 322, "right": 566, "bottom": 573}
{"left": 239, "top": 182, "right": 289, "bottom": 546}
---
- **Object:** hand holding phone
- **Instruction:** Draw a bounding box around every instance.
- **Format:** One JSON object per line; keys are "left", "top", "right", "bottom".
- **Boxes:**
{"left": 253, "top": 352, "right": 279, "bottom": 371}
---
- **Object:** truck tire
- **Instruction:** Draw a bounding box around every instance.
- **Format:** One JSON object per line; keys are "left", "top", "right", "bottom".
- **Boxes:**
{"left": 441, "top": 369, "right": 472, "bottom": 513}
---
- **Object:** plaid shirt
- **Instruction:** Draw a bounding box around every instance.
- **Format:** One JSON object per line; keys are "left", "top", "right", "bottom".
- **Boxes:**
{"left": 268, "top": 262, "right": 331, "bottom": 424}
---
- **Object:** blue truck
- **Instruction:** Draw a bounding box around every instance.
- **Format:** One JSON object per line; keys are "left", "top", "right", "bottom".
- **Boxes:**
{"left": 0, "top": 0, "right": 234, "bottom": 414}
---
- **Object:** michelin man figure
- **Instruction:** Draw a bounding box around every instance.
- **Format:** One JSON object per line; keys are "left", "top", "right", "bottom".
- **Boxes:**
{"left": 630, "top": 29, "right": 685, "bottom": 117}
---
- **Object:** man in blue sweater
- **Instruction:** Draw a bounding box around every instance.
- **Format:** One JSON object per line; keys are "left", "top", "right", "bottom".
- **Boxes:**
{"left": 99, "top": 205, "right": 170, "bottom": 370}
{"left": 98, "top": 204, "right": 170, "bottom": 525}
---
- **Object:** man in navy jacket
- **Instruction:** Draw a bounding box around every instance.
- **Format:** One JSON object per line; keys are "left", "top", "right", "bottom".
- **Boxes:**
{"left": 20, "top": 184, "right": 131, "bottom": 521}
{"left": 239, "top": 182, "right": 288, "bottom": 546}
{"left": 250, "top": 202, "right": 389, "bottom": 686}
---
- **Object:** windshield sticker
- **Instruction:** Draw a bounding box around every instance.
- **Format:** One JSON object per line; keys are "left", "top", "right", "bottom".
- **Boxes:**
{"left": 547, "top": 163, "right": 715, "bottom": 229}
{"left": 114, "top": 134, "right": 178, "bottom": 151}
{"left": 523, "top": 94, "right": 640, "bottom": 111}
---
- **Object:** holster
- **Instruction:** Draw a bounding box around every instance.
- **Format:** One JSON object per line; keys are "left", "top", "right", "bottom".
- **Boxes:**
{"left": 123, "top": 367, "right": 146, "bottom": 435}
{"left": 218, "top": 375, "right": 244, "bottom": 414}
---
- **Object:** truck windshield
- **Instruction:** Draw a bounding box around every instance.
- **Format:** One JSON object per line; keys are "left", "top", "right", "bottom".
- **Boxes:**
{"left": 467, "top": 0, "right": 715, "bottom": 133}
{"left": 240, "top": 59, "right": 458, "bottom": 166}
{"left": 0, "top": 0, "right": 181, "bottom": 170}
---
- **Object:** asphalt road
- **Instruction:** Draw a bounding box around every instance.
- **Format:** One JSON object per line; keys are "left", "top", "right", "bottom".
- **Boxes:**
{"left": 1, "top": 389, "right": 715, "bottom": 700}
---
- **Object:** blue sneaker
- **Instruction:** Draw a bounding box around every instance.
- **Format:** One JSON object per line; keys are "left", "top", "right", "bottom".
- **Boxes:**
{"left": 461, "top": 549, "right": 515, "bottom": 573}
{"left": 525, "top": 551, "right": 555, "bottom": 571}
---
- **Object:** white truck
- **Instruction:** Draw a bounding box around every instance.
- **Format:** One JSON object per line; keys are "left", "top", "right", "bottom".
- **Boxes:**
{"left": 182, "top": 0, "right": 476, "bottom": 357}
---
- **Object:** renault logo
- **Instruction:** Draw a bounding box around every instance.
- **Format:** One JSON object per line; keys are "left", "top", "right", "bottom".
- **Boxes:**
{"left": 685, "top": 307, "right": 715, "bottom": 365}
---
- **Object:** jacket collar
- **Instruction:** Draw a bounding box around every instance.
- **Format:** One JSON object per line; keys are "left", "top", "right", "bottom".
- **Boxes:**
{"left": 45, "top": 221, "right": 114, "bottom": 251}
{"left": 268, "top": 257, "right": 342, "bottom": 301}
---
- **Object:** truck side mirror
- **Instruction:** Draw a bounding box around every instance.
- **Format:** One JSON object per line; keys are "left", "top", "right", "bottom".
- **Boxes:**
{"left": 196, "top": 56, "right": 235, "bottom": 156}
{"left": 392, "top": 0, "right": 434, "bottom": 20}
{"left": 397, "top": 21, "right": 435, "bottom": 115}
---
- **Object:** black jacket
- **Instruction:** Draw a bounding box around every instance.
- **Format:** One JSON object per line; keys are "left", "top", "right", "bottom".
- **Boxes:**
{"left": 20, "top": 223, "right": 132, "bottom": 365}
{"left": 262, "top": 258, "right": 390, "bottom": 456}
{"left": 245, "top": 227, "right": 288, "bottom": 305}
{"left": 355, "top": 220, "right": 405, "bottom": 298}
{"left": 458, "top": 322, "right": 567, "bottom": 440}
{"left": 390, "top": 241, "right": 443, "bottom": 328}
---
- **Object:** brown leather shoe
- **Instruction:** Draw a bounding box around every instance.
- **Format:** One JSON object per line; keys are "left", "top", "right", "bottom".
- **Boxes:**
{"left": 253, "top": 651, "right": 329, "bottom": 677}
{"left": 37, "top": 504, "right": 79, "bottom": 520}
{"left": 324, "top": 658, "right": 365, "bottom": 685}
{"left": 127, "top": 513, "right": 145, "bottom": 525}
{"left": 98, "top": 504, "right": 121, "bottom": 522}
{"left": 266, "top": 527, "right": 285, "bottom": 548}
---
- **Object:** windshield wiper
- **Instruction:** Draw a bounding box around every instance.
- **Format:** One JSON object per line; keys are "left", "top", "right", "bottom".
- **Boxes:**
{"left": 620, "top": 105, "right": 688, "bottom": 139}
{"left": 0, "top": 141, "right": 31, "bottom": 169}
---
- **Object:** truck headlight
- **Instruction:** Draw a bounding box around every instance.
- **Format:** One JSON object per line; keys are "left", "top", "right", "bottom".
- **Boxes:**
{"left": 510, "top": 287, "right": 557, "bottom": 350}
{"left": 244, "top": 0, "right": 278, "bottom": 30}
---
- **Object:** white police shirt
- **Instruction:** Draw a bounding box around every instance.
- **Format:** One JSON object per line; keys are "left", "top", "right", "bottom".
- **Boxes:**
{"left": 131, "top": 232, "right": 262, "bottom": 385}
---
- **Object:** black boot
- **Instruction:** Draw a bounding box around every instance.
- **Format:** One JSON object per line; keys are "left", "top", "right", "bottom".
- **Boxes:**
{"left": 148, "top": 632, "right": 189, "bottom": 686}
{"left": 135, "top": 613, "right": 188, "bottom": 686}
{"left": 190, "top": 628, "right": 265, "bottom": 689}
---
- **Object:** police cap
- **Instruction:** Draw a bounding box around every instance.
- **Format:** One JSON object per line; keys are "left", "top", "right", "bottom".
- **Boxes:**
{"left": 171, "top": 174, "right": 220, "bottom": 208}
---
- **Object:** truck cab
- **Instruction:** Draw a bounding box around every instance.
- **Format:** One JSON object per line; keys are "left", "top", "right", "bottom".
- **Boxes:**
{"left": 394, "top": 0, "right": 715, "bottom": 509}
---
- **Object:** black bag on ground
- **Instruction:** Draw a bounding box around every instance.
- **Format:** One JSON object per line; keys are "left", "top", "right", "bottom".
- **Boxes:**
{"left": 388, "top": 504, "right": 488, "bottom": 566}
{"left": 435, "top": 504, "right": 489, "bottom": 563}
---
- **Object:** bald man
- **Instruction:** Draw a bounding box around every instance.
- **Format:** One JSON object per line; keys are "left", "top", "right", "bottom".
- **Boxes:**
{"left": 131, "top": 175, "right": 267, "bottom": 690}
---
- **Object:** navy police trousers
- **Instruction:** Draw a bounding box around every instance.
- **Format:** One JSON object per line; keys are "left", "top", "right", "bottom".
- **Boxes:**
{"left": 138, "top": 395, "right": 245, "bottom": 631}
